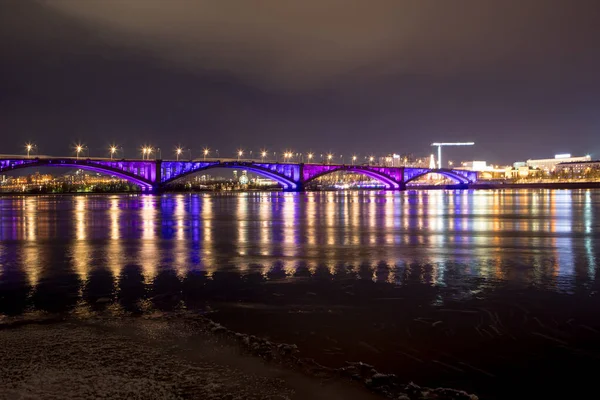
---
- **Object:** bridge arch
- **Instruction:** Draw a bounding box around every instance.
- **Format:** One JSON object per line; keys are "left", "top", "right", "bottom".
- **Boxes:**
{"left": 161, "top": 162, "right": 299, "bottom": 190}
{"left": 404, "top": 169, "right": 470, "bottom": 185}
{"left": 0, "top": 159, "right": 154, "bottom": 190}
{"left": 302, "top": 165, "right": 402, "bottom": 189}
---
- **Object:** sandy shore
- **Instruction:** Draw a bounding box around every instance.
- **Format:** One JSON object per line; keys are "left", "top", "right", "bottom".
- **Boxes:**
{"left": 0, "top": 317, "right": 379, "bottom": 400}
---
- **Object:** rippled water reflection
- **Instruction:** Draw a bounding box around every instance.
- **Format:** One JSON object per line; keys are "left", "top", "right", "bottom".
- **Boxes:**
{"left": 1, "top": 190, "right": 598, "bottom": 303}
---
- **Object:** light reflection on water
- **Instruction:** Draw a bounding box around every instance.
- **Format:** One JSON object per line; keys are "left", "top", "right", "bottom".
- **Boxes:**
{"left": 0, "top": 189, "right": 599, "bottom": 315}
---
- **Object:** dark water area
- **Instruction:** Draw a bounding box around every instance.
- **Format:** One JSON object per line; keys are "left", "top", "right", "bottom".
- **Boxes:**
{"left": 1, "top": 190, "right": 600, "bottom": 399}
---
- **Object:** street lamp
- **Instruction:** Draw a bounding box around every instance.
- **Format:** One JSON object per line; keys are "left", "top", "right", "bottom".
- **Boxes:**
{"left": 142, "top": 147, "right": 153, "bottom": 160}
{"left": 369, "top": 156, "right": 374, "bottom": 164}
{"left": 307, "top": 152, "right": 314, "bottom": 162}
{"left": 352, "top": 155, "right": 357, "bottom": 165}
{"left": 176, "top": 147, "right": 183, "bottom": 161}
{"left": 237, "top": 149, "right": 243, "bottom": 161}
{"left": 261, "top": 150, "right": 267, "bottom": 161}
{"left": 75, "top": 144, "right": 83, "bottom": 160}
{"left": 110, "top": 146, "right": 118, "bottom": 160}
{"left": 327, "top": 153, "right": 333, "bottom": 164}
{"left": 25, "top": 143, "right": 34, "bottom": 158}
{"left": 203, "top": 148, "right": 209, "bottom": 161}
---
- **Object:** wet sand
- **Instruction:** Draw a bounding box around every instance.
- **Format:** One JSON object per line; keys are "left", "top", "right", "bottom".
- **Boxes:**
{"left": 0, "top": 317, "right": 379, "bottom": 400}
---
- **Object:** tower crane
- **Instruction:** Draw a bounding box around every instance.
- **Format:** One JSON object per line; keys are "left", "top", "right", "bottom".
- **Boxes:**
{"left": 431, "top": 142, "right": 474, "bottom": 169}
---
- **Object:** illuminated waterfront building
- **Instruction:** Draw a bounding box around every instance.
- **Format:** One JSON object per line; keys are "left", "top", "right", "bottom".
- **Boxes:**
{"left": 525, "top": 154, "right": 591, "bottom": 172}
{"left": 556, "top": 160, "right": 600, "bottom": 176}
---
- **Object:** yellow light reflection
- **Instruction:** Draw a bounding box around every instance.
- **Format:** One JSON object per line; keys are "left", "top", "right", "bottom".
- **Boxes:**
{"left": 259, "top": 193, "right": 272, "bottom": 255}
{"left": 237, "top": 193, "right": 249, "bottom": 255}
{"left": 173, "top": 194, "right": 187, "bottom": 277}
{"left": 306, "top": 193, "right": 316, "bottom": 246}
{"left": 72, "top": 196, "right": 91, "bottom": 280}
{"left": 107, "top": 196, "right": 122, "bottom": 277}
{"left": 201, "top": 195, "right": 215, "bottom": 273}
{"left": 25, "top": 197, "right": 37, "bottom": 241}
{"left": 282, "top": 193, "right": 297, "bottom": 257}
{"left": 140, "top": 195, "right": 158, "bottom": 280}
{"left": 325, "top": 192, "right": 336, "bottom": 246}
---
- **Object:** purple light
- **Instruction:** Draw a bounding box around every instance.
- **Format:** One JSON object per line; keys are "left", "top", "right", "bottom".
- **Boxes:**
{"left": 0, "top": 158, "right": 154, "bottom": 190}
{"left": 0, "top": 157, "right": 477, "bottom": 190}
{"left": 161, "top": 161, "right": 299, "bottom": 190}
{"left": 303, "top": 164, "right": 403, "bottom": 189}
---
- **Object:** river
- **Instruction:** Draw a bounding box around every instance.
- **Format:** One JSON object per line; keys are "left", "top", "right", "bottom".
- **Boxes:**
{"left": 1, "top": 189, "right": 599, "bottom": 399}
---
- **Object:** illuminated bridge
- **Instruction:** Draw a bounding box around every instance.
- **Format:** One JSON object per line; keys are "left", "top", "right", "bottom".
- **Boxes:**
{"left": 0, "top": 157, "right": 477, "bottom": 191}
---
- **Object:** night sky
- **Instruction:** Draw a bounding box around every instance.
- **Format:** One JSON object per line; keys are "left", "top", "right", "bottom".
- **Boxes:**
{"left": 1, "top": 0, "right": 599, "bottom": 163}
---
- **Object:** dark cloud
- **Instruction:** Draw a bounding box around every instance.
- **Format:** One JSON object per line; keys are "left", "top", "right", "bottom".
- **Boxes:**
{"left": 1, "top": 0, "right": 599, "bottom": 162}
{"left": 41, "top": 0, "right": 600, "bottom": 88}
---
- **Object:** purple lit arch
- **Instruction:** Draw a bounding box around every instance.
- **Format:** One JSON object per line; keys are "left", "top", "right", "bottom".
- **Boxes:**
{"left": 161, "top": 161, "right": 299, "bottom": 190}
{"left": 0, "top": 158, "right": 155, "bottom": 190}
{"left": 302, "top": 165, "right": 403, "bottom": 189}
{"left": 404, "top": 168, "right": 473, "bottom": 184}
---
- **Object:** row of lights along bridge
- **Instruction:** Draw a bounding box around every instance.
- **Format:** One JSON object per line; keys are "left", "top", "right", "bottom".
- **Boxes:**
{"left": 24, "top": 143, "right": 391, "bottom": 165}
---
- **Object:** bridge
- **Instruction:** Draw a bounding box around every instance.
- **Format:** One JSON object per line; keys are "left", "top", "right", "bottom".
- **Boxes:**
{"left": 0, "top": 157, "right": 477, "bottom": 191}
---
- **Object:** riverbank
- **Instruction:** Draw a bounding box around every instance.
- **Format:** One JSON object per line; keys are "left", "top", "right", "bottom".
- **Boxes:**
{"left": 0, "top": 316, "right": 379, "bottom": 400}
{"left": 0, "top": 313, "right": 479, "bottom": 400}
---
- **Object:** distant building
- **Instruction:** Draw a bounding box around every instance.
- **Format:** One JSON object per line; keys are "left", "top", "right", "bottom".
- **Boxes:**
{"left": 506, "top": 166, "right": 541, "bottom": 179}
{"left": 378, "top": 154, "right": 403, "bottom": 167}
{"left": 526, "top": 154, "right": 591, "bottom": 172}
{"left": 556, "top": 160, "right": 600, "bottom": 175}
{"left": 460, "top": 161, "right": 488, "bottom": 171}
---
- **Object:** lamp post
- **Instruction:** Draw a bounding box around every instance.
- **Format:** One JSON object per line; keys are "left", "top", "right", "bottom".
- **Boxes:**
{"left": 261, "top": 150, "right": 267, "bottom": 162}
{"left": 352, "top": 155, "right": 357, "bottom": 165}
{"left": 237, "top": 149, "right": 243, "bottom": 161}
{"left": 369, "top": 156, "right": 374, "bottom": 165}
{"left": 110, "top": 146, "right": 118, "bottom": 160}
{"left": 75, "top": 145, "right": 83, "bottom": 160}
{"left": 176, "top": 147, "right": 183, "bottom": 161}
{"left": 327, "top": 153, "right": 333, "bottom": 164}
{"left": 203, "top": 148, "right": 209, "bottom": 161}
{"left": 25, "top": 143, "right": 34, "bottom": 158}
{"left": 307, "top": 153, "right": 313, "bottom": 162}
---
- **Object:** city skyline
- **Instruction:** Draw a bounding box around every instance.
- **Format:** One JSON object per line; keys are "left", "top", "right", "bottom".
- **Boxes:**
{"left": 2, "top": 1, "right": 600, "bottom": 163}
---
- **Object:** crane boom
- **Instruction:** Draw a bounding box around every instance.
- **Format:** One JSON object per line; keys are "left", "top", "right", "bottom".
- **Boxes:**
{"left": 431, "top": 142, "right": 474, "bottom": 169}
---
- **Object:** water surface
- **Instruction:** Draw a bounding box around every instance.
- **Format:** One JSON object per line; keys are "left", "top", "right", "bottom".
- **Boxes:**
{"left": 1, "top": 190, "right": 599, "bottom": 399}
